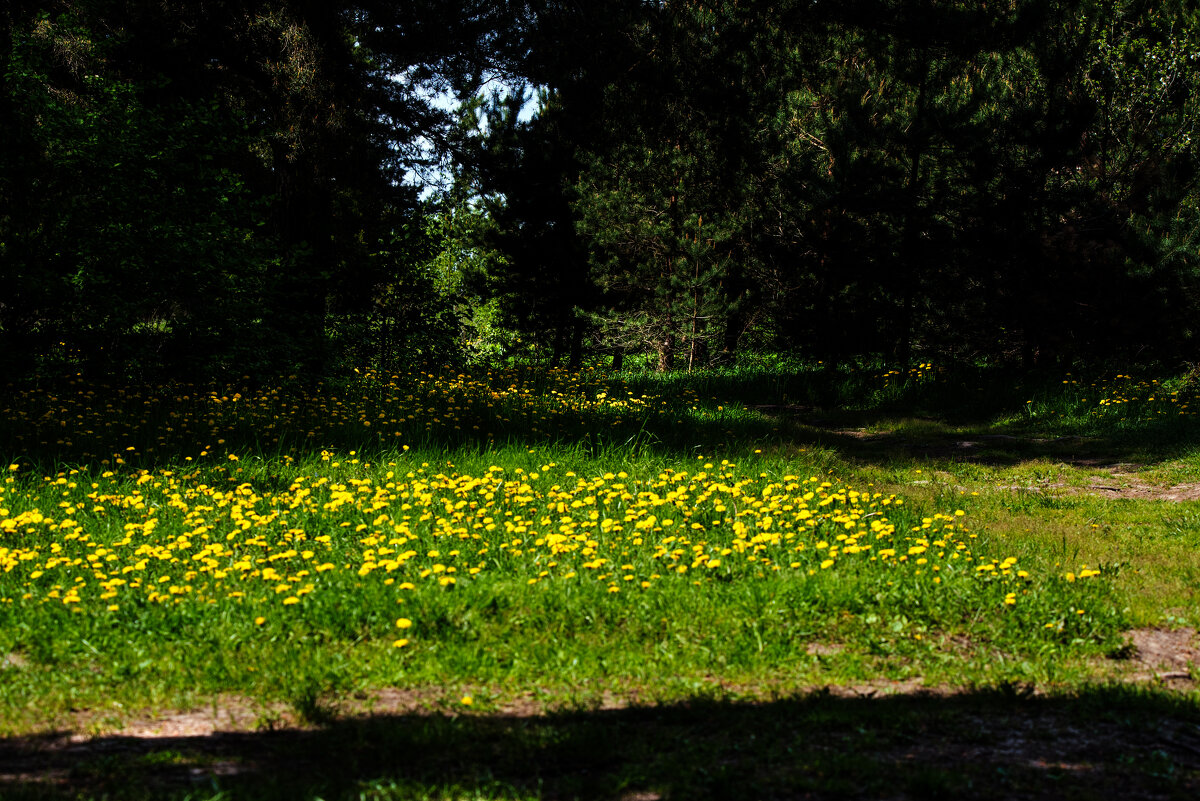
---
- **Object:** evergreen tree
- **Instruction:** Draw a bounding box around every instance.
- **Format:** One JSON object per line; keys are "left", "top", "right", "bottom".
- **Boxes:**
{"left": 0, "top": 1, "right": 516, "bottom": 378}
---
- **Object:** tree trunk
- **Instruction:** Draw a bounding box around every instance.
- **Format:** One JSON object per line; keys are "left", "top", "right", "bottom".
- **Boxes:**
{"left": 658, "top": 333, "right": 675, "bottom": 372}
{"left": 568, "top": 320, "right": 583, "bottom": 369}
{"left": 268, "top": 161, "right": 332, "bottom": 378}
{"left": 897, "top": 73, "right": 927, "bottom": 369}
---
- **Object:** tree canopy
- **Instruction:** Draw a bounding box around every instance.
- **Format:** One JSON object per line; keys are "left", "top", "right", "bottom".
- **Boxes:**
{"left": 3, "top": 0, "right": 1198, "bottom": 378}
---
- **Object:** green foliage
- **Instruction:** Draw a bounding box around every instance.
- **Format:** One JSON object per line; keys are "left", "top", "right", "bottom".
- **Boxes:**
{"left": 456, "top": 87, "right": 595, "bottom": 367}
{"left": 4, "top": 1, "right": 1200, "bottom": 377}
{"left": 1, "top": 9, "right": 274, "bottom": 378}
{"left": 423, "top": 188, "right": 518, "bottom": 366}
{"left": 0, "top": 1, "right": 509, "bottom": 381}
{"left": 463, "top": 0, "right": 1200, "bottom": 371}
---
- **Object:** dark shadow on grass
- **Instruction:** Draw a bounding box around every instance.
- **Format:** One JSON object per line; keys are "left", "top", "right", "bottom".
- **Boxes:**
{"left": 759, "top": 408, "right": 1200, "bottom": 469}
{"left": 3, "top": 687, "right": 1199, "bottom": 800}
{"left": 3, "top": 365, "right": 1200, "bottom": 473}
{"left": 0, "top": 371, "right": 789, "bottom": 473}
{"left": 633, "top": 363, "right": 1200, "bottom": 467}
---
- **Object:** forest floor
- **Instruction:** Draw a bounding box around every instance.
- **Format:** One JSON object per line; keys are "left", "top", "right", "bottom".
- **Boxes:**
{"left": 2, "top": 365, "right": 1200, "bottom": 799}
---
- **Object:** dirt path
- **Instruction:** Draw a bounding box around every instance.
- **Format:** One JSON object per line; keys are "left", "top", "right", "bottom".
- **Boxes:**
{"left": 2, "top": 629, "right": 1197, "bottom": 800}
{"left": 1062, "top": 471, "right": 1200, "bottom": 501}
{"left": 788, "top": 413, "right": 1200, "bottom": 500}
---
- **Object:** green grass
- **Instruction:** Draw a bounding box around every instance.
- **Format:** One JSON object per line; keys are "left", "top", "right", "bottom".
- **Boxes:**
{"left": 2, "top": 360, "right": 1200, "bottom": 799}
{"left": 3, "top": 688, "right": 1199, "bottom": 800}
{"left": 0, "top": 444, "right": 1125, "bottom": 729}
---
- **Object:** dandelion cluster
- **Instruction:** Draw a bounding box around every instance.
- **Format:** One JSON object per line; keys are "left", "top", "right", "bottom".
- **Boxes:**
{"left": 1085, "top": 374, "right": 1195, "bottom": 420}
{"left": 0, "top": 367, "right": 1118, "bottom": 656}
{"left": 1, "top": 461, "right": 1002, "bottom": 611}
{"left": 878, "top": 363, "right": 939, "bottom": 385}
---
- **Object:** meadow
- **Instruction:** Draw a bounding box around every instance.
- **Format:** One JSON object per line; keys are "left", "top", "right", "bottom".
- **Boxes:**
{"left": 2, "top": 362, "right": 1200, "bottom": 799}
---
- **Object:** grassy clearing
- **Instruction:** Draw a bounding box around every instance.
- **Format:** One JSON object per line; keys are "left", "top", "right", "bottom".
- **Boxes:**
{"left": 2, "top": 362, "right": 1200, "bottom": 798}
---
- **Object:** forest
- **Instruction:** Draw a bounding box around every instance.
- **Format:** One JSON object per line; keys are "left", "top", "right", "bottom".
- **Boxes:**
{"left": 3, "top": 0, "right": 1198, "bottom": 380}
{"left": 7, "top": 5, "right": 1200, "bottom": 799}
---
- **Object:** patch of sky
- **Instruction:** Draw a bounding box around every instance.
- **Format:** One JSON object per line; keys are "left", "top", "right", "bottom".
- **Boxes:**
{"left": 400, "top": 74, "right": 543, "bottom": 199}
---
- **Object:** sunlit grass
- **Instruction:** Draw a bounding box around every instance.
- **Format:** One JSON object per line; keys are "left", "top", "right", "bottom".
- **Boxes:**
{"left": 1, "top": 452, "right": 1115, "bottom": 639}
{"left": 5, "top": 362, "right": 1198, "bottom": 736}
{"left": 4, "top": 362, "right": 1200, "bottom": 801}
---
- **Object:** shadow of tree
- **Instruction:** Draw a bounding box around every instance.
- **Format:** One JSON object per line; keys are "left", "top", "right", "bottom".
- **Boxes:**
{"left": 3, "top": 688, "right": 1198, "bottom": 800}
{"left": 754, "top": 407, "right": 1200, "bottom": 469}
{"left": 4, "top": 367, "right": 1200, "bottom": 474}
{"left": 0, "top": 373, "right": 787, "bottom": 473}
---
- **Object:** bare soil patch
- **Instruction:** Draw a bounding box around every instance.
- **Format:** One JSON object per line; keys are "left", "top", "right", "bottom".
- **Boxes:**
{"left": 105, "top": 696, "right": 288, "bottom": 739}
{"left": 1068, "top": 474, "right": 1200, "bottom": 501}
{"left": 1121, "top": 627, "right": 1200, "bottom": 683}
